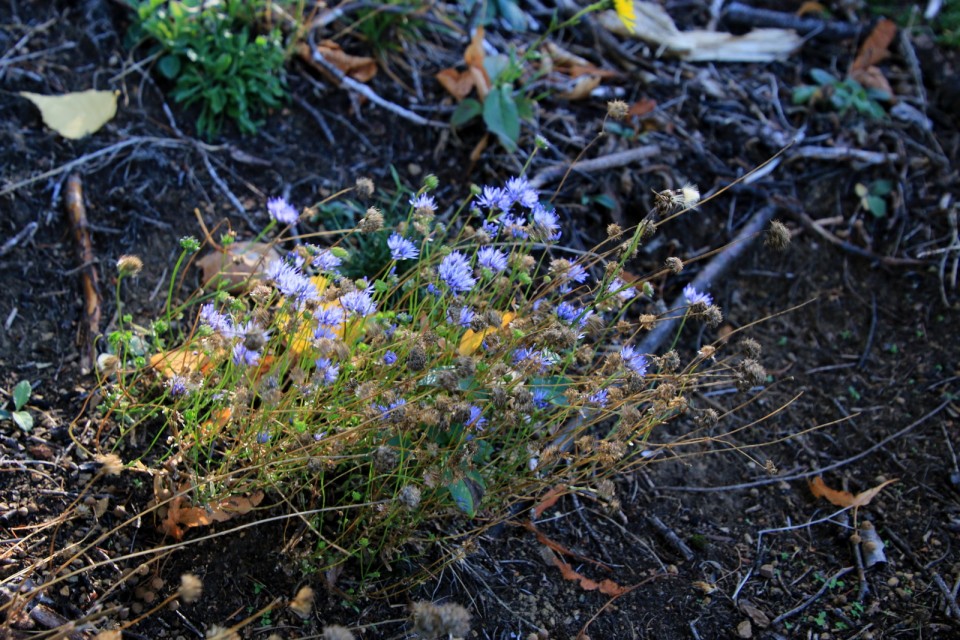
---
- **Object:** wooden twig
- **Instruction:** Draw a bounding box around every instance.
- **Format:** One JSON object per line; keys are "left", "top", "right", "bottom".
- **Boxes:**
{"left": 65, "top": 174, "right": 101, "bottom": 375}
{"left": 788, "top": 145, "right": 899, "bottom": 165}
{"left": 0, "top": 221, "right": 38, "bottom": 257}
{"left": 637, "top": 204, "right": 778, "bottom": 355}
{"left": 528, "top": 145, "right": 661, "bottom": 190}
{"left": 723, "top": 1, "right": 862, "bottom": 40}
{"left": 647, "top": 514, "right": 695, "bottom": 561}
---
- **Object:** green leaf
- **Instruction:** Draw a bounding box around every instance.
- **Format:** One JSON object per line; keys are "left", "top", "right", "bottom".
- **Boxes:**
{"left": 483, "top": 87, "right": 520, "bottom": 151}
{"left": 870, "top": 179, "right": 893, "bottom": 196}
{"left": 451, "top": 98, "right": 482, "bottom": 128}
{"left": 12, "top": 411, "right": 33, "bottom": 432}
{"left": 791, "top": 86, "right": 817, "bottom": 105}
{"left": 809, "top": 68, "right": 838, "bottom": 86}
{"left": 447, "top": 472, "right": 485, "bottom": 517}
{"left": 158, "top": 54, "right": 181, "bottom": 79}
{"left": 495, "top": 0, "right": 528, "bottom": 31}
{"left": 865, "top": 195, "right": 887, "bottom": 218}
{"left": 213, "top": 52, "right": 232, "bottom": 75}
{"left": 13, "top": 380, "right": 30, "bottom": 411}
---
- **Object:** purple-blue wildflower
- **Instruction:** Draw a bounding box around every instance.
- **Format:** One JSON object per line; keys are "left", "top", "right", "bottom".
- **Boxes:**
{"left": 267, "top": 197, "right": 299, "bottom": 225}
{"left": 530, "top": 204, "right": 561, "bottom": 241}
{"left": 382, "top": 350, "right": 398, "bottom": 365}
{"left": 683, "top": 284, "right": 713, "bottom": 306}
{"left": 232, "top": 342, "right": 261, "bottom": 366}
{"left": 477, "top": 185, "right": 508, "bottom": 211}
{"left": 409, "top": 193, "right": 437, "bottom": 215}
{"left": 588, "top": 388, "right": 609, "bottom": 407}
{"left": 620, "top": 345, "right": 649, "bottom": 376}
{"left": 314, "top": 306, "right": 345, "bottom": 330}
{"left": 340, "top": 288, "right": 377, "bottom": 317}
{"left": 466, "top": 405, "right": 487, "bottom": 431}
{"left": 607, "top": 277, "right": 637, "bottom": 301}
{"left": 480, "top": 219, "right": 501, "bottom": 238}
{"left": 449, "top": 306, "right": 476, "bottom": 328}
{"left": 504, "top": 176, "right": 539, "bottom": 209}
{"left": 375, "top": 398, "right": 407, "bottom": 422}
{"left": 256, "top": 431, "right": 271, "bottom": 444}
{"left": 477, "top": 246, "right": 508, "bottom": 272}
{"left": 267, "top": 260, "right": 317, "bottom": 304}
{"left": 312, "top": 249, "right": 342, "bottom": 273}
{"left": 438, "top": 251, "right": 476, "bottom": 294}
{"left": 532, "top": 388, "right": 551, "bottom": 409}
{"left": 315, "top": 357, "right": 340, "bottom": 386}
{"left": 500, "top": 213, "right": 529, "bottom": 239}
{"left": 168, "top": 375, "right": 188, "bottom": 397}
{"left": 387, "top": 232, "right": 419, "bottom": 261}
{"left": 199, "top": 304, "right": 234, "bottom": 336}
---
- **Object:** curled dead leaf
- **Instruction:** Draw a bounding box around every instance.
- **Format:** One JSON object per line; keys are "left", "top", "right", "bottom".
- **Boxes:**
{"left": 558, "top": 75, "right": 602, "bottom": 101}
{"left": 809, "top": 476, "right": 897, "bottom": 509}
{"left": 197, "top": 241, "right": 280, "bottom": 292}
{"left": 315, "top": 40, "right": 377, "bottom": 82}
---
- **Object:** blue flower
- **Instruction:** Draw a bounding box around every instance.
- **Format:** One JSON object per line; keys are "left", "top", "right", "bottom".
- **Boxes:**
{"left": 477, "top": 185, "right": 508, "bottom": 211}
{"left": 232, "top": 343, "right": 261, "bottom": 367}
{"left": 531, "top": 204, "right": 561, "bottom": 241}
{"left": 200, "top": 304, "right": 233, "bottom": 336}
{"left": 566, "top": 262, "right": 588, "bottom": 283}
{"left": 438, "top": 251, "right": 476, "bottom": 294}
{"left": 513, "top": 348, "right": 555, "bottom": 372}
{"left": 267, "top": 260, "right": 317, "bottom": 304}
{"left": 409, "top": 193, "right": 437, "bottom": 215}
{"left": 532, "top": 388, "right": 551, "bottom": 409}
{"left": 314, "top": 306, "right": 345, "bottom": 329}
{"left": 620, "top": 345, "right": 648, "bottom": 376}
{"left": 504, "top": 176, "right": 539, "bottom": 209}
{"left": 466, "top": 405, "right": 487, "bottom": 431}
{"left": 480, "top": 219, "right": 501, "bottom": 238}
{"left": 315, "top": 357, "right": 340, "bottom": 385}
{"left": 500, "top": 213, "right": 528, "bottom": 239}
{"left": 256, "top": 431, "right": 271, "bottom": 444}
{"left": 683, "top": 284, "right": 713, "bottom": 306}
{"left": 312, "top": 249, "right": 342, "bottom": 273}
{"left": 607, "top": 277, "right": 637, "bottom": 301}
{"left": 448, "top": 306, "right": 475, "bottom": 328}
{"left": 387, "top": 232, "right": 420, "bottom": 261}
{"left": 555, "top": 302, "right": 588, "bottom": 326}
{"left": 168, "top": 375, "right": 188, "bottom": 397}
{"left": 375, "top": 398, "right": 407, "bottom": 422}
{"left": 477, "top": 246, "right": 508, "bottom": 272}
{"left": 267, "top": 197, "right": 299, "bottom": 225}
{"left": 340, "top": 288, "right": 377, "bottom": 317}
{"left": 383, "top": 350, "right": 398, "bottom": 365}
{"left": 588, "top": 388, "right": 609, "bottom": 407}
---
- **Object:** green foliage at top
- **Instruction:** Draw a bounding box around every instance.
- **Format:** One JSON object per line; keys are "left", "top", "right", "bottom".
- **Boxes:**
{"left": 129, "top": 0, "right": 289, "bottom": 137}
{"left": 867, "top": 1, "right": 960, "bottom": 48}
{"left": 792, "top": 68, "right": 889, "bottom": 119}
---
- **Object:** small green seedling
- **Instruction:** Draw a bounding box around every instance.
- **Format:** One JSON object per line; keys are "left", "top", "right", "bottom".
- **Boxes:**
{"left": 1, "top": 380, "right": 34, "bottom": 432}
{"left": 792, "top": 68, "right": 889, "bottom": 119}
{"left": 855, "top": 179, "right": 893, "bottom": 218}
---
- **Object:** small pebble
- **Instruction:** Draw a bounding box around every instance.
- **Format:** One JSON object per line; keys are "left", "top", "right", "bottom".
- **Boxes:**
{"left": 759, "top": 564, "right": 775, "bottom": 579}
{"left": 736, "top": 620, "right": 752, "bottom": 638}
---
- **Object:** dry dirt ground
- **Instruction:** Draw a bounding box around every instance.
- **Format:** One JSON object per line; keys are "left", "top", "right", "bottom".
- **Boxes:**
{"left": 2, "top": 1, "right": 960, "bottom": 639}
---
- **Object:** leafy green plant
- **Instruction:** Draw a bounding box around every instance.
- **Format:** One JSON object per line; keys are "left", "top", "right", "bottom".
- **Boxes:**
{"left": 129, "top": 0, "right": 290, "bottom": 137}
{"left": 792, "top": 69, "right": 889, "bottom": 119}
{"left": 855, "top": 178, "right": 893, "bottom": 218}
{"left": 0, "top": 380, "right": 33, "bottom": 432}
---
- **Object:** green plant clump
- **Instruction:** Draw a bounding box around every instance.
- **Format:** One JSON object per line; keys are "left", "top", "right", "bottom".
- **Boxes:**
{"left": 98, "top": 166, "right": 768, "bottom": 591}
{"left": 130, "top": 0, "right": 289, "bottom": 137}
{"left": 792, "top": 68, "right": 889, "bottom": 119}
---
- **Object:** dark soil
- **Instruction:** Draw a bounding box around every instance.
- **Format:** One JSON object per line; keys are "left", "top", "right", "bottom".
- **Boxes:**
{"left": 2, "top": 1, "right": 960, "bottom": 639}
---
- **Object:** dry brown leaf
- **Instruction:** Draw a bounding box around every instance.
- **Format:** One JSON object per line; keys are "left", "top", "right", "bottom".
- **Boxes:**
{"left": 851, "top": 19, "right": 897, "bottom": 73}
{"left": 435, "top": 68, "right": 475, "bottom": 101}
{"left": 197, "top": 241, "right": 281, "bottom": 292}
{"left": 315, "top": 40, "right": 377, "bottom": 82}
{"left": 628, "top": 97, "right": 657, "bottom": 117}
{"left": 150, "top": 346, "right": 213, "bottom": 379}
{"left": 544, "top": 41, "right": 591, "bottom": 68}
{"left": 168, "top": 491, "right": 265, "bottom": 532}
{"left": 851, "top": 65, "right": 895, "bottom": 97}
{"left": 797, "top": 2, "right": 827, "bottom": 16}
{"left": 532, "top": 485, "right": 567, "bottom": 519}
{"left": 809, "top": 476, "right": 897, "bottom": 508}
{"left": 558, "top": 75, "right": 602, "bottom": 101}
{"left": 464, "top": 26, "right": 486, "bottom": 73}
{"left": 546, "top": 547, "right": 630, "bottom": 596}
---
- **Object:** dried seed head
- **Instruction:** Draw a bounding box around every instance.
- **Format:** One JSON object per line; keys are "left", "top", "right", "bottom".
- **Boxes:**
{"left": 359, "top": 207, "right": 384, "bottom": 233}
{"left": 397, "top": 484, "right": 422, "bottom": 509}
{"left": 406, "top": 345, "right": 427, "bottom": 372}
{"left": 373, "top": 445, "right": 398, "bottom": 473}
{"left": 766, "top": 219, "right": 791, "bottom": 251}
{"left": 289, "top": 586, "right": 314, "bottom": 618}
{"left": 665, "top": 256, "right": 684, "bottom": 273}
{"left": 607, "top": 99, "right": 629, "bottom": 121}
{"left": 658, "top": 350, "right": 681, "bottom": 373}
{"left": 410, "top": 601, "right": 472, "bottom": 639}
{"left": 681, "top": 183, "right": 700, "bottom": 207}
{"left": 736, "top": 359, "right": 766, "bottom": 391}
{"left": 322, "top": 625, "right": 356, "bottom": 640}
{"left": 739, "top": 338, "right": 762, "bottom": 359}
{"left": 116, "top": 255, "right": 143, "bottom": 277}
{"left": 97, "top": 353, "right": 121, "bottom": 377}
{"left": 355, "top": 177, "right": 375, "bottom": 198}
{"left": 704, "top": 305, "right": 723, "bottom": 327}
{"left": 178, "top": 574, "right": 203, "bottom": 603}
{"left": 606, "top": 223, "right": 623, "bottom": 239}
{"left": 95, "top": 453, "right": 124, "bottom": 476}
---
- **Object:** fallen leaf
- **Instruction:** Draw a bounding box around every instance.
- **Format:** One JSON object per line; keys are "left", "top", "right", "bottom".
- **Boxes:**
{"left": 558, "top": 75, "right": 602, "bottom": 101}
{"left": 163, "top": 490, "right": 264, "bottom": 537}
{"left": 435, "top": 67, "right": 475, "bottom": 101}
{"left": 532, "top": 484, "right": 567, "bottom": 519}
{"left": 543, "top": 545, "right": 630, "bottom": 596}
{"left": 149, "top": 346, "right": 213, "bottom": 379}
{"left": 851, "top": 19, "right": 897, "bottom": 73}
{"left": 628, "top": 97, "right": 657, "bottom": 117}
{"left": 197, "top": 241, "right": 281, "bottom": 292}
{"left": 459, "top": 311, "right": 515, "bottom": 356}
{"left": 851, "top": 65, "right": 894, "bottom": 97}
{"left": 436, "top": 27, "right": 489, "bottom": 101}
{"left": 315, "top": 40, "right": 377, "bottom": 82}
{"left": 20, "top": 89, "right": 118, "bottom": 139}
{"left": 809, "top": 476, "right": 897, "bottom": 508}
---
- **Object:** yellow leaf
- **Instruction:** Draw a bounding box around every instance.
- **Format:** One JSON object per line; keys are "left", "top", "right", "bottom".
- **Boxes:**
{"left": 20, "top": 89, "right": 118, "bottom": 139}
{"left": 458, "top": 311, "right": 515, "bottom": 356}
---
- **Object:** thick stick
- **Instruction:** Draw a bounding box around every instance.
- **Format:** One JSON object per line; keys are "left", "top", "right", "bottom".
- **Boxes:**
{"left": 723, "top": 1, "right": 862, "bottom": 40}
{"left": 65, "top": 173, "right": 101, "bottom": 374}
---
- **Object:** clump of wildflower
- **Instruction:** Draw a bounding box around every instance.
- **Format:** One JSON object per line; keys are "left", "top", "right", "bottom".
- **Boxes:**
{"left": 179, "top": 574, "right": 203, "bottom": 604}
{"left": 531, "top": 204, "right": 561, "bottom": 241}
{"left": 588, "top": 388, "right": 609, "bottom": 407}
{"left": 607, "top": 277, "right": 637, "bottom": 301}
{"left": 340, "top": 287, "right": 377, "bottom": 317}
{"left": 359, "top": 207, "right": 384, "bottom": 233}
{"left": 504, "top": 175, "right": 539, "bottom": 209}
{"left": 388, "top": 232, "right": 420, "bottom": 261}
{"left": 477, "top": 246, "right": 508, "bottom": 273}
{"left": 465, "top": 405, "right": 486, "bottom": 430}
{"left": 312, "top": 249, "right": 343, "bottom": 273}
{"left": 315, "top": 358, "right": 340, "bottom": 385}
{"left": 382, "top": 350, "right": 398, "bottom": 365}
{"left": 167, "top": 375, "right": 189, "bottom": 397}
{"left": 267, "top": 197, "right": 299, "bottom": 225}
{"left": 683, "top": 284, "right": 713, "bottom": 307}
{"left": 438, "top": 251, "right": 476, "bottom": 294}
{"left": 619, "top": 345, "right": 648, "bottom": 376}
{"left": 410, "top": 601, "right": 471, "bottom": 640}
{"left": 116, "top": 255, "right": 143, "bottom": 277}
{"left": 477, "top": 185, "right": 508, "bottom": 211}
{"left": 267, "top": 260, "right": 318, "bottom": 305}
{"left": 607, "top": 99, "right": 629, "bottom": 120}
